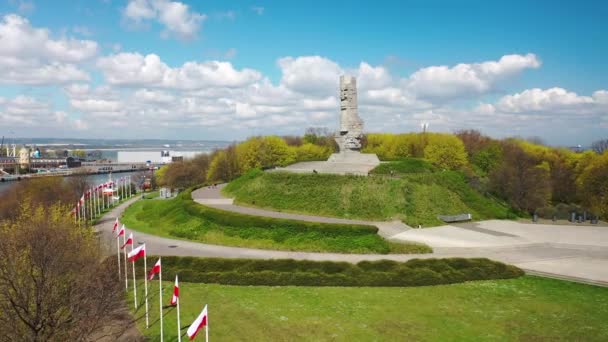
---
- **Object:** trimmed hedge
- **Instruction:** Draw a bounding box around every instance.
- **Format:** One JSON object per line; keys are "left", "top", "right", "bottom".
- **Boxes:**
{"left": 144, "top": 256, "right": 524, "bottom": 287}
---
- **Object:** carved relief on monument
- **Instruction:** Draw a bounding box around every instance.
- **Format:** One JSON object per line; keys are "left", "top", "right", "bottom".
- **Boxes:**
{"left": 336, "top": 75, "right": 364, "bottom": 152}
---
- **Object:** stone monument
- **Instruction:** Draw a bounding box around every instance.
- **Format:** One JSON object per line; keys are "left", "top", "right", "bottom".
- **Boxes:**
{"left": 275, "top": 75, "right": 379, "bottom": 175}
{"left": 327, "top": 76, "right": 380, "bottom": 165}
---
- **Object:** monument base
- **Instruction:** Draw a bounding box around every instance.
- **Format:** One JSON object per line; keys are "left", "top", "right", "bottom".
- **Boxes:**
{"left": 275, "top": 152, "right": 380, "bottom": 176}
{"left": 327, "top": 151, "right": 380, "bottom": 165}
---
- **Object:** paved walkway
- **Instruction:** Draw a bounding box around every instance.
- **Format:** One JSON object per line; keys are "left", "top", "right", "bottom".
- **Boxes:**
{"left": 96, "top": 193, "right": 608, "bottom": 287}
{"left": 192, "top": 184, "right": 410, "bottom": 238}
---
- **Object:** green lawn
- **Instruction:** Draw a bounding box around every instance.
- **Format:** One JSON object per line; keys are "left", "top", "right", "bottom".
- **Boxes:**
{"left": 224, "top": 169, "right": 518, "bottom": 227}
{"left": 121, "top": 191, "right": 431, "bottom": 254}
{"left": 131, "top": 276, "right": 608, "bottom": 341}
{"left": 371, "top": 158, "right": 436, "bottom": 175}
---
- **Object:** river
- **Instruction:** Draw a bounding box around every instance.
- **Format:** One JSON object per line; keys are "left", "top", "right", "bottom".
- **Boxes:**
{"left": 0, "top": 170, "right": 151, "bottom": 195}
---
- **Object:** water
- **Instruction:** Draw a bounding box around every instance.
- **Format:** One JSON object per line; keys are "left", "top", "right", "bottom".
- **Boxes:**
{"left": 0, "top": 138, "right": 231, "bottom": 195}
{"left": 0, "top": 170, "right": 151, "bottom": 195}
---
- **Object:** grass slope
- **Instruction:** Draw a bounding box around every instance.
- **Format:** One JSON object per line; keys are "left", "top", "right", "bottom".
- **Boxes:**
{"left": 371, "top": 158, "right": 436, "bottom": 174}
{"left": 121, "top": 191, "right": 430, "bottom": 254}
{"left": 133, "top": 276, "right": 608, "bottom": 341}
{"left": 225, "top": 168, "right": 517, "bottom": 227}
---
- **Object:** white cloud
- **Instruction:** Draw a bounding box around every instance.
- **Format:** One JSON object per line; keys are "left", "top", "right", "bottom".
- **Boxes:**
{"left": 0, "top": 95, "right": 73, "bottom": 127}
{"left": 495, "top": 87, "right": 599, "bottom": 114}
{"left": 70, "top": 99, "right": 123, "bottom": 113}
{"left": 0, "top": 14, "right": 96, "bottom": 84}
{"left": 278, "top": 56, "right": 343, "bottom": 95}
{"left": 9, "top": 48, "right": 603, "bottom": 144}
{"left": 97, "top": 52, "right": 262, "bottom": 89}
{"left": 123, "top": 0, "right": 206, "bottom": 40}
{"left": 406, "top": 53, "right": 541, "bottom": 99}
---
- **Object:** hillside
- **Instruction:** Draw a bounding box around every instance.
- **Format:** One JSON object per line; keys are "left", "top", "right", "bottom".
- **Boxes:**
{"left": 224, "top": 162, "right": 519, "bottom": 227}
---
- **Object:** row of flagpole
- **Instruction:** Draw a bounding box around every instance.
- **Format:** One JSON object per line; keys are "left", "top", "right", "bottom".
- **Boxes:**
{"left": 72, "top": 175, "right": 133, "bottom": 225}
{"left": 113, "top": 218, "right": 209, "bottom": 341}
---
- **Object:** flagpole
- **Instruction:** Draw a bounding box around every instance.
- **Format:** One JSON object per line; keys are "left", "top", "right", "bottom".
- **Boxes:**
{"left": 89, "top": 190, "right": 93, "bottom": 224}
{"left": 159, "top": 257, "right": 163, "bottom": 342}
{"left": 96, "top": 186, "right": 100, "bottom": 217}
{"left": 123, "top": 231, "right": 128, "bottom": 290}
{"left": 176, "top": 275, "right": 181, "bottom": 342}
{"left": 144, "top": 255, "right": 149, "bottom": 328}
{"left": 116, "top": 234, "right": 121, "bottom": 280}
{"left": 131, "top": 243, "right": 137, "bottom": 309}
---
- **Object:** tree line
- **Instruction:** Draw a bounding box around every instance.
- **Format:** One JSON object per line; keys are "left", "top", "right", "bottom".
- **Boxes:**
{"left": 156, "top": 129, "right": 607, "bottom": 219}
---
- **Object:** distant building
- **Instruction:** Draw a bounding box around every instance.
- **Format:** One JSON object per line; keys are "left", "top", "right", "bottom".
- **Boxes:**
{"left": 117, "top": 150, "right": 204, "bottom": 164}
{"left": 66, "top": 157, "right": 81, "bottom": 168}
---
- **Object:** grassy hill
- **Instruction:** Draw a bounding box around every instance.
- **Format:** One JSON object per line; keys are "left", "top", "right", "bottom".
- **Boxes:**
{"left": 121, "top": 189, "right": 430, "bottom": 254}
{"left": 224, "top": 163, "right": 518, "bottom": 227}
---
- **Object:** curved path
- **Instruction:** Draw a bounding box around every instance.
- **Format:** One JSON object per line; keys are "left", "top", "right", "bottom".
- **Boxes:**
{"left": 96, "top": 194, "right": 608, "bottom": 287}
{"left": 191, "top": 184, "right": 410, "bottom": 238}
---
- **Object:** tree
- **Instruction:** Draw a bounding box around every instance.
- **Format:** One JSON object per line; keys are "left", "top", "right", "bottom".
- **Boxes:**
{"left": 207, "top": 145, "right": 239, "bottom": 182}
{"left": 293, "top": 143, "right": 332, "bottom": 161}
{"left": 489, "top": 142, "right": 552, "bottom": 213}
{"left": 0, "top": 177, "right": 86, "bottom": 220}
{"left": 471, "top": 142, "right": 502, "bottom": 174}
{"left": 0, "top": 200, "right": 129, "bottom": 341}
{"left": 578, "top": 151, "right": 608, "bottom": 218}
{"left": 71, "top": 149, "right": 86, "bottom": 159}
{"left": 591, "top": 139, "right": 608, "bottom": 154}
{"left": 156, "top": 154, "right": 211, "bottom": 189}
{"left": 455, "top": 129, "right": 491, "bottom": 156}
{"left": 423, "top": 135, "right": 468, "bottom": 170}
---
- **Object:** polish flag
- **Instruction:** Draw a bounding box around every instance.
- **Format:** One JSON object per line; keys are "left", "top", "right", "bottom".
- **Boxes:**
{"left": 128, "top": 244, "right": 146, "bottom": 262}
{"left": 148, "top": 258, "right": 161, "bottom": 280}
{"left": 116, "top": 224, "right": 125, "bottom": 238}
{"left": 112, "top": 218, "right": 119, "bottom": 232}
{"left": 187, "top": 305, "right": 208, "bottom": 340}
{"left": 121, "top": 233, "right": 133, "bottom": 249}
{"left": 170, "top": 275, "right": 179, "bottom": 306}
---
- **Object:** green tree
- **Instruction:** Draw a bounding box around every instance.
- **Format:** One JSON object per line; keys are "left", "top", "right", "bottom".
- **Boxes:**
{"left": 578, "top": 151, "right": 608, "bottom": 218}
{"left": 489, "top": 142, "right": 551, "bottom": 213}
{"left": 207, "top": 146, "right": 239, "bottom": 182}
{"left": 71, "top": 149, "right": 86, "bottom": 158}
{"left": 423, "top": 135, "right": 468, "bottom": 170}
{"left": 0, "top": 200, "right": 128, "bottom": 341}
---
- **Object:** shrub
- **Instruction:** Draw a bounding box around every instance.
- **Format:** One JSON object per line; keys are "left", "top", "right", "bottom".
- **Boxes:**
{"left": 148, "top": 256, "right": 524, "bottom": 287}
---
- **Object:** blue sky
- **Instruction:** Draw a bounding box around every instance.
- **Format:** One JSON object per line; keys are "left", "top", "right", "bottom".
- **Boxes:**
{"left": 0, "top": 0, "right": 607, "bottom": 145}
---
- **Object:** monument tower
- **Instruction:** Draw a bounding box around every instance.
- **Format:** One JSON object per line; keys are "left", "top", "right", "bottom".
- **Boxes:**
{"left": 336, "top": 75, "right": 364, "bottom": 151}
{"left": 328, "top": 76, "right": 380, "bottom": 165}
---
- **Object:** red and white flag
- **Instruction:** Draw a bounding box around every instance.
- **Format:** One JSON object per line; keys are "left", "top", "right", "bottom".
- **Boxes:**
{"left": 187, "top": 305, "right": 208, "bottom": 341}
{"left": 148, "top": 258, "right": 161, "bottom": 280}
{"left": 128, "top": 244, "right": 146, "bottom": 262}
{"left": 121, "top": 232, "right": 133, "bottom": 249}
{"left": 112, "top": 218, "right": 119, "bottom": 232}
{"left": 170, "top": 275, "right": 179, "bottom": 306}
{"left": 116, "top": 224, "right": 125, "bottom": 238}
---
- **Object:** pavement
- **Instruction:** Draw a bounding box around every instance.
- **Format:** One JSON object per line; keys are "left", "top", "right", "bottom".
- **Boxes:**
{"left": 96, "top": 189, "right": 608, "bottom": 287}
